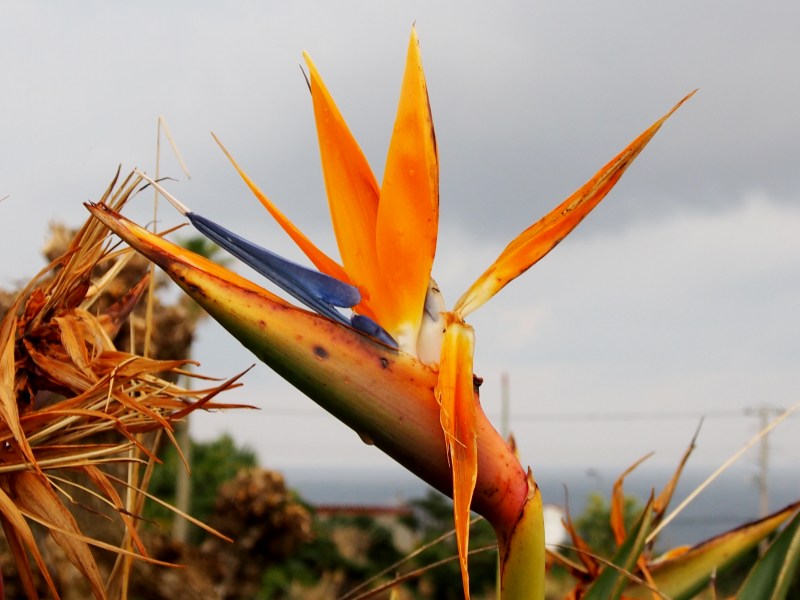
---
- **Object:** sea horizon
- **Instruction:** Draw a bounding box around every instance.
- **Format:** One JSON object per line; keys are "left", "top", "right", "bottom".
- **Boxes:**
{"left": 281, "top": 463, "right": 798, "bottom": 548}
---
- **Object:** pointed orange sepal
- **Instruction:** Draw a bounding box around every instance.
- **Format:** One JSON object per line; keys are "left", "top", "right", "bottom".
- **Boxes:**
{"left": 610, "top": 453, "right": 652, "bottom": 546}
{"left": 212, "top": 134, "right": 355, "bottom": 289}
{"left": 88, "top": 202, "right": 290, "bottom": 303}
{"left": 303, "top": 53, "right": 383, "bottom": 321}
{"left": 375, "top": 27, "right": 439, "bottom": 348}
{"left": 455, "top": 91, "right": 696, "bottom": 318}
{"left": 435, "top": 313, "right": 477, "bottom": 598}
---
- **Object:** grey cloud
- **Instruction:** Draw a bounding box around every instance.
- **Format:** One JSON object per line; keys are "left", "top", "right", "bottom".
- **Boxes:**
{"left": 2, "top": 1, "right": 798, "bottom": 472}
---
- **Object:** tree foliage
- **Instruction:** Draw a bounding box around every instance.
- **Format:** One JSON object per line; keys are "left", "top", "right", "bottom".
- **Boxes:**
{"left": 575, "top": 492, "right": 643, "bottom": 560}
{"left": 146, "top": 433, "right": 258, "bottom": 539}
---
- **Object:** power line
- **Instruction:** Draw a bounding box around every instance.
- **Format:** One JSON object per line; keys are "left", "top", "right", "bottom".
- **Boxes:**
{"left": 507, "top": 409, "right": 754, "bottom": 422}
{"left": 261, "top": 407, "right": 795, "bottom": 422}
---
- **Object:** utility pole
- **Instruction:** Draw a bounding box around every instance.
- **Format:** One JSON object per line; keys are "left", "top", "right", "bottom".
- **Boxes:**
{"left": 151, "top": 116, "right": 194, "bottom": 543}
{"left": 756, "top": 406, "right": 770, "bottom": 522}
{"left": 748, "top": 404, "right": 784, "bottom": 555}
{"left": 500, "top": 371, "right": 510, "bottom": 439}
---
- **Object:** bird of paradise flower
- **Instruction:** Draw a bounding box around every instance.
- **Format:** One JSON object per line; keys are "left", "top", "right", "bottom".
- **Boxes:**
{"left": 89, "top": 27, "right": 693, "bottom": 599}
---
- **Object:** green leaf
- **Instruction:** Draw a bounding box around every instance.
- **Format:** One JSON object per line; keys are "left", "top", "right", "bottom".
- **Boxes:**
{"left": 625, "top": 500, "right": 800, "bottom": 600}
{"left": 498, "top": 472, "right": 546, "bottom": 600}
{"left": 582, "top": 494, "right": 654, "bottom": 600}
{"left": 737, "top": 507, "right": 800, "bottom": 600}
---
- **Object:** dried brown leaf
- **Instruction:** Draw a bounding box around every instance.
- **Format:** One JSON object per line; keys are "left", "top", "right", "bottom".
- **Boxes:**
{"left": 9, "top": 471, "right": 107, "bottom": 600}
{"left": 0, "top": 485, "right": 59, "bottom": 598}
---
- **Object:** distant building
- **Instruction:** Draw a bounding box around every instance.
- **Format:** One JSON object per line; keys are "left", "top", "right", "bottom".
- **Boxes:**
{"left": 543, "top": 504, "right": 569, "bottom": 547}
{"left": 315, "top": 504, "right": 418, "bottom": 556}
{"left": 315, "top": 501, "right": 569, "bottom": 560}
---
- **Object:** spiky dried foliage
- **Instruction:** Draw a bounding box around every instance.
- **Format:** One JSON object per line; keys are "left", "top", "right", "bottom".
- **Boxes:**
{"left": 548, "top": 430, "right": 800, "bottom": 600}
{"left": 0, "top": 170, "right": 245, "bottom": 599}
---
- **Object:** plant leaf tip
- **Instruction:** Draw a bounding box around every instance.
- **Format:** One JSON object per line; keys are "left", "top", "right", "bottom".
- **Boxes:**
{"left": 135, "top": 170, "right": 191, "bottom": 216}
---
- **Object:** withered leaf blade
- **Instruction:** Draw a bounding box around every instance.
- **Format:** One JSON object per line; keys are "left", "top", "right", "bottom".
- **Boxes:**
{"left": 10, "top": 471, "right": 108, "bottom": 600}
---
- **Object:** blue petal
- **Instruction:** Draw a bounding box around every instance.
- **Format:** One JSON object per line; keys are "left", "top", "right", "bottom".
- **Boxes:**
{"left": 350, "top": 315, "right": 398, "bottom": 348}
{"left": 186, "top": 212, "right": 359, "bottom": 325}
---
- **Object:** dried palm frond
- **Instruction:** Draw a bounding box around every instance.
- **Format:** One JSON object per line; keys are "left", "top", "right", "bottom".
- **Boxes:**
{"left": 0, "top": 170, "right": 247, "bottom": 599}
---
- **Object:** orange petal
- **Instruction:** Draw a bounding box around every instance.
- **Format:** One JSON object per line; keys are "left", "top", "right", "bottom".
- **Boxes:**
{"left": 304, "top": 53, "right": 383, "bottom": 321}
{"left": 212, "top": 134, "right": 354, "bottom": 288}
{"left": 435, "top": 313, "right": 477, "bottom": 598}
{"left": 455, "top": 91, "right": 696, "bottom": 318}
{"left": 375, "top": 27, "right": 439, "bottom": 349}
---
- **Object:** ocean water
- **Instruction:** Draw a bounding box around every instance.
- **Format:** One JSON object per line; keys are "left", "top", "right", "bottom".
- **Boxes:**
{"left": 283, "top": 464, "right": 798, "bottom": 548}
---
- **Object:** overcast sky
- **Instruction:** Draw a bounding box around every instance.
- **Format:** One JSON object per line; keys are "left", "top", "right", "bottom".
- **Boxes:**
{"left": 2, "top": 2, "right": 798, "bottom": 493}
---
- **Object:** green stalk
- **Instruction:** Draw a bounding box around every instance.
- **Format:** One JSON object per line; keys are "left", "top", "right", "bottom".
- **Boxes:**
{"left": 497, "top": 471, "right": 546, "bottom": 599}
